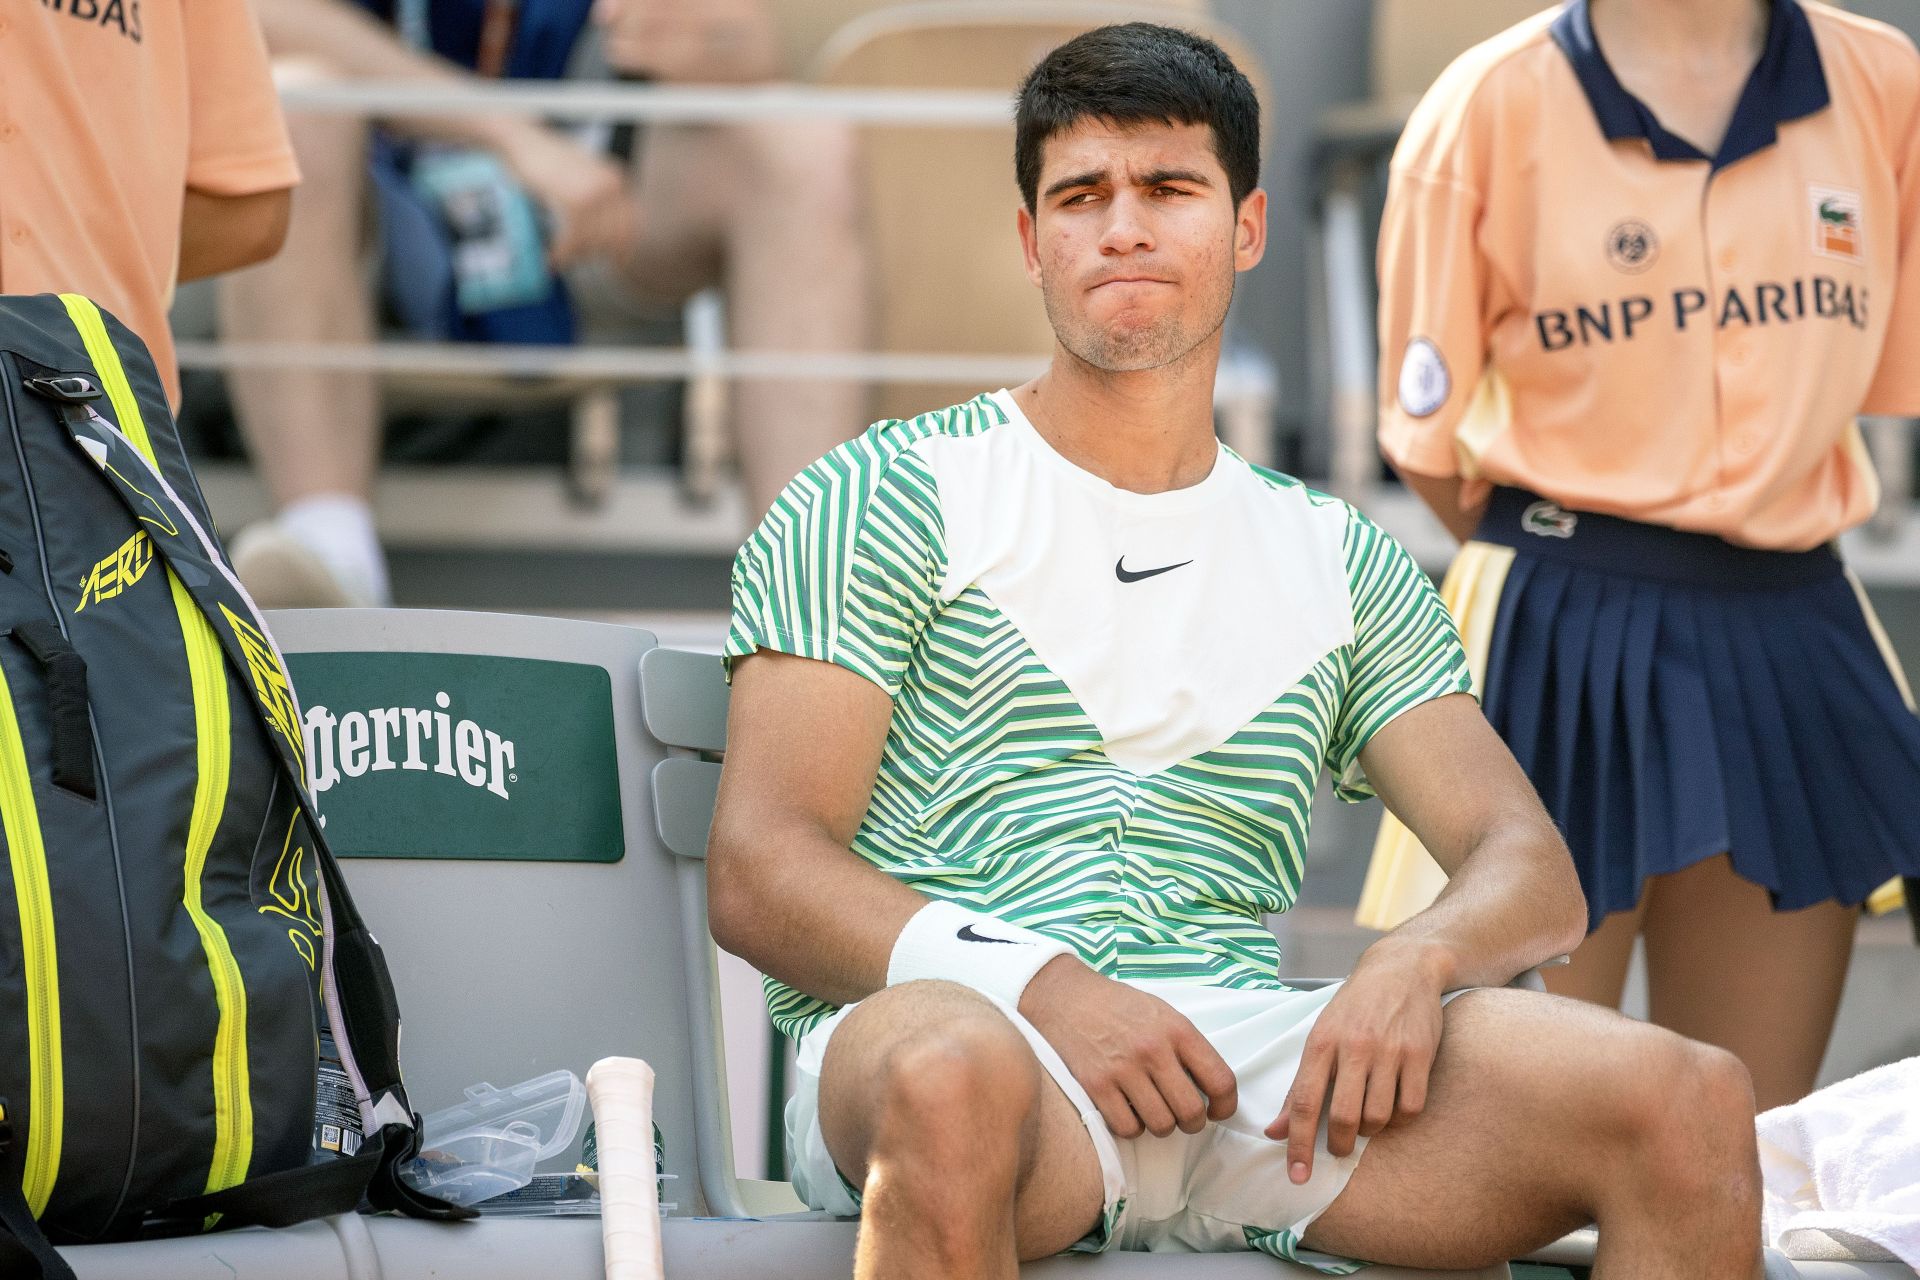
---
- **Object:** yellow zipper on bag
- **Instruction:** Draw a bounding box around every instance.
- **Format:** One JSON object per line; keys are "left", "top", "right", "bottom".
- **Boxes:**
{"left": 0, "top": 657, "right": 63, "bottom": 1215}
{"left": 61, "top": 294, "right": 253, "bottom": 1197}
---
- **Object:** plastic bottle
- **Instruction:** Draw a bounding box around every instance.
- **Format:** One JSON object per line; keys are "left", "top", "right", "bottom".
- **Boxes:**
{"left": 313, "top": 1019, "right": 364, "bottom": 1160}
{"left": 580, "top": 1119, "right": 667, "bottom": 1195}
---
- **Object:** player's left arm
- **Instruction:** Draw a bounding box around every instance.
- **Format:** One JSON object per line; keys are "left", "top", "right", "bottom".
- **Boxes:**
{"left": 1272, "top": 692, "right": 1585, "bottom": 1182}
{"left": 1353, "top": 692, "right": 1586, "bottom": 985}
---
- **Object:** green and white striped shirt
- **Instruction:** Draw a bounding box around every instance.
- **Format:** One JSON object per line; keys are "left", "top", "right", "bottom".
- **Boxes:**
{"left": 726, "top": 391, "right": 1471, "bottom": 1040}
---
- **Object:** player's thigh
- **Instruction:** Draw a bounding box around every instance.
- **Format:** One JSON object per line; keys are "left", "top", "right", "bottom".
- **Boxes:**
{"left": 814, "top": 981, "right": 1106, "bottom": 1258}
{"left": 1641, "top": 854, "right": 1855, "bottom": 1111}
{"left": 1299, "top": 987, "right": 1706, "bottom": 1269}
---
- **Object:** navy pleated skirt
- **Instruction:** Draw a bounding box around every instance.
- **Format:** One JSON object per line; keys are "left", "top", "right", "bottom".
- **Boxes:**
{"left": 1473, "top": 487, "right": 1920, "bottom": 927}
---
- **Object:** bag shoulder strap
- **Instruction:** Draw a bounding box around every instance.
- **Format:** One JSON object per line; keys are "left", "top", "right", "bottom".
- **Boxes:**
{"left": 142, "top": 1124, "right": 473, "bottom": 1238}
{"left": 0, "top": 1102, "right": 78, "bottom": 1280}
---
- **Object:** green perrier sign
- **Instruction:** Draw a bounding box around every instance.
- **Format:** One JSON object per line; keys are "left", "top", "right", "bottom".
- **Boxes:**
{"left": 286, "top": 652, "right": 624, "bottom": 862}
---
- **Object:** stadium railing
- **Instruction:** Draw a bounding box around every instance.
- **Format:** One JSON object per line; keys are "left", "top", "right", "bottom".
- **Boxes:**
{"left": 181, "top": 2, "right": 1287, "bottom": 544}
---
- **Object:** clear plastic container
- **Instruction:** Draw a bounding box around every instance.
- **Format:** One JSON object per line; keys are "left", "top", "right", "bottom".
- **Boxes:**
{"left": 399, "top": 1070, "right": 587, "bottom": 1208}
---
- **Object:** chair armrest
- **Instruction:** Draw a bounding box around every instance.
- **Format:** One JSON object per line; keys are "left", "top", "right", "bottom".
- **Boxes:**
{"left": 1286, "top": 965, "right": 1562, "bottom": 994}
{"left": 1522, "top": 1226, "right": 1598, "bottom": 1267}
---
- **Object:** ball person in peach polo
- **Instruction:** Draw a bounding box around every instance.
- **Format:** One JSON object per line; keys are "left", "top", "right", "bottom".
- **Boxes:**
{"left": 0, "top": 0, "right": 298, "bottom": 404}
{"left": 1363, "top": 0, "right": 1920, "bottom": 1112}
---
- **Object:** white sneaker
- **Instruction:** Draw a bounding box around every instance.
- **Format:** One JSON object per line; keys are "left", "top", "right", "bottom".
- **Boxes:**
{"left": 230, "top": 521, "right": 375, "bottom": 610}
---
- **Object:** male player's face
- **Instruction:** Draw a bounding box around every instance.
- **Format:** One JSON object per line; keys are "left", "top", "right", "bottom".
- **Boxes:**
{"left": 1019, "top": 118, "right": 1266, "bottom": 373}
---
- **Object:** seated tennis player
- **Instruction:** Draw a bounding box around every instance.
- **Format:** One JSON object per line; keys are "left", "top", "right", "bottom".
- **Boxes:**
{"left": 710, "top": 23, "right": 1766, "bottom": 1279}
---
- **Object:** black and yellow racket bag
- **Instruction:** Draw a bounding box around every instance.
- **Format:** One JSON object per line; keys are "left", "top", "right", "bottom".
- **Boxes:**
{"left": 0, "top": 294, "right": 463, "bottom": 1278}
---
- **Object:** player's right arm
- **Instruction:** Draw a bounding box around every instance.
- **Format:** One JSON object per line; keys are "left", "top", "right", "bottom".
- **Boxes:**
{"left": 707, "top": 652, "right": 1238, "bottom": 1140}
{"left": 707, "top": 434, "right": 1236, "bottom": 1140}
{"left": 707, "top": 649, "right": 922, "bottom": 1005}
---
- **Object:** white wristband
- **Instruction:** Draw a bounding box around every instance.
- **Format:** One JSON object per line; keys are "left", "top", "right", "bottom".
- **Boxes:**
{"left": 887, "top": 900, "right": 1072, "bottom": 1009}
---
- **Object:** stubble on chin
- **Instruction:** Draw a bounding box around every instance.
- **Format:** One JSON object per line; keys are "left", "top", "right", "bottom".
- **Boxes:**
{"left": 1078, "top": 318, "right": 1191, "bottom": 371}
{"left": 1043, "top": 295, "right": 1192, "bottom": 373}
{"left": 1039, "top": 268, "right": 1234, "bottom": 375}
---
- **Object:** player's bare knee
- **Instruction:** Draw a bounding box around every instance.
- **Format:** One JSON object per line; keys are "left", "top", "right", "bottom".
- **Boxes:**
{"left": 1615, "top": 1037, "right": 1758, "bottom": 1207}
{"left": 851, "top": 1019, "right": 1039, "bottom": 1214}
{"left": 1683, "top": 1043, "right": 1759, "bottom": 1165}
{"left": 1689, "top": 1041, "right": 1756, "bottom": 1114}
{"left": 853, "top": 988, "right": 1034, "bottom": 1157}
{"left": 1653, "top": 1039, "right": 1754, "bottom": 1135}
{"left": 871, "top": 1017, "right": 1037, "bottom": 1145}
{"left": 1586, "top": 1029, "right": 1689, "bottom": 1153}
{"left": 820, "top": 984, "right": 1034, "bottom": 1181}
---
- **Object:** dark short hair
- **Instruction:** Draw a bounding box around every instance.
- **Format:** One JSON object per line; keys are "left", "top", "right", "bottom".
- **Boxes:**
{"left": 1014, "top": 23, "right": 1260, "bottom": 212}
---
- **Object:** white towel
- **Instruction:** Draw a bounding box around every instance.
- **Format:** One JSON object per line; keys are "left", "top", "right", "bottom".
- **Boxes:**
{"left": 1756, "top": 1055, "right": 1920, "bottom": 1267}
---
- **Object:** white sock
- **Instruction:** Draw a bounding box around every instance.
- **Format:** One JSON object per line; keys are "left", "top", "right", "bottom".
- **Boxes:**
{"left": 275, "top": 494, "right": 392, "bottom": 607}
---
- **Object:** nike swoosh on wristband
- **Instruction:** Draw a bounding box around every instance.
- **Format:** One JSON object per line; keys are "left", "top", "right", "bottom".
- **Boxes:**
{"left": 1115, "top": 556, "right": 1194, "bottom": 583}
{"left": 957, "top": 924, "right": 1027, "bottom": 945}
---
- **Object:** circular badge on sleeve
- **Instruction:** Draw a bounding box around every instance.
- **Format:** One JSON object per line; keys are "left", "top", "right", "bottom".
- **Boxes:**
{"left": 1398, "top": 338, "right": 1450, "bottom": 418}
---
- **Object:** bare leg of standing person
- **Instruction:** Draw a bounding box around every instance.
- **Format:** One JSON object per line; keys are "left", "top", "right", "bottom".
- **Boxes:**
{"left": 716, "top": 120, "right": 872, "bottom": 516}
{"left": 1542, "top": 895, "right": 1647, "bottom": 1008}
{"left": 1641, "top": 854, "right": 1856, "bottom": 1111}
{"left": 217, "top": 75, "right": 390, "bottom": 608}
{"left": 618, "top": 119, "right": 872, "bottom": 519}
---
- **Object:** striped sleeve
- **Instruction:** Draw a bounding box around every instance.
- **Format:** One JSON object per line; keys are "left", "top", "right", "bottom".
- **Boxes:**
{"left": 1328, "top": 511, "right": 1473, "bottom": 801}
{"left": 724, "top": 428, "right": 945, "bottom": 695}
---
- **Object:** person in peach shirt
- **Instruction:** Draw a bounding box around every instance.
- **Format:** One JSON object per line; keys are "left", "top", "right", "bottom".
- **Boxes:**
{"left": 1365, "top": 0, "right": 1920, "bottom": 1112}
{"left": 0, "top": 0, "right": 299, "bottom": 397}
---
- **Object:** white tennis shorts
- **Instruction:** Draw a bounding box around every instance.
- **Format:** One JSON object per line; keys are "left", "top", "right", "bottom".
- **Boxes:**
{"left": 786, "top": 978, "right": 1459, "bottom": 1272}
